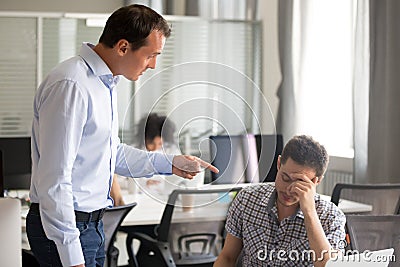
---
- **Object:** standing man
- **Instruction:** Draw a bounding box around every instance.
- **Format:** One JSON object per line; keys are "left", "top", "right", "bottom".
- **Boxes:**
{"left": 27, "top": 4, "right": 218, "bottom": 267}
{"left": 214, "top": 135, "right": 346, "bottom": 267}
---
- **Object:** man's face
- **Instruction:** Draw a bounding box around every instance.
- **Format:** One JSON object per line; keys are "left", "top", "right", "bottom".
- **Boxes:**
{"left": 274, "top": 157, "right": 318, "bottom": 208}
{"left": 146, "top": 136, "right": 163, "bottom": 151}
{"left": 120, "top": 30, "right": 166, "bottom": 81}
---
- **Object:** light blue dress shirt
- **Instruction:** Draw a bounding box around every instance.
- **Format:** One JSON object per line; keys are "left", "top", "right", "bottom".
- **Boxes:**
{"left": 29, "top": 43, "right": 174, "bottom": 266}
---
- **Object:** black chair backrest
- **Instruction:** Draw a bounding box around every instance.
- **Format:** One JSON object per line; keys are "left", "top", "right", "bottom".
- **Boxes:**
{"left": 331, "top": 183, "right": 400, "bottom": 215}
{"left": 346, "top": 215, "right": 400, "bottom": 267}
{"left": 103, "top": 202, "right": 137, "bottom": 267}
{"left": 156, "top": 187, "right": 242, "bottom": 265}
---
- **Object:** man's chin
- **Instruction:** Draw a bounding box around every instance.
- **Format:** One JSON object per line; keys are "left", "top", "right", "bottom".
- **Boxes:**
{"left": 122, "top": 75, "right": 139, "bottom": 81}
{"left": 278, "top": 196, "right": 299, "bottom": 207}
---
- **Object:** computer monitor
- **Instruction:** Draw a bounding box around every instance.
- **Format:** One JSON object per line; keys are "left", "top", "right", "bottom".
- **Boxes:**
{"left": 0, "top": 137, "right": 32, "bottom": 197}
{"left": 254, "top": 134, "right": 283, "bottom": 182}
{"left": 209, "top": 134, "right": 259, "bottom": 184}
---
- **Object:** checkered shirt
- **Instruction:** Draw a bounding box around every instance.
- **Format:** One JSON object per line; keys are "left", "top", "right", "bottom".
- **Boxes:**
{"left": 226, "top": 183, "right": 346, "bottom": 267}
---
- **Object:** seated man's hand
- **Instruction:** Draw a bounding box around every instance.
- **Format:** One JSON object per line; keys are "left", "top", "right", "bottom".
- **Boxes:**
{"left": 287, "top": 174, "right": 319, "bottom": 213}
{"left": 172, "top": 155, "right": 219, "bottom": 179}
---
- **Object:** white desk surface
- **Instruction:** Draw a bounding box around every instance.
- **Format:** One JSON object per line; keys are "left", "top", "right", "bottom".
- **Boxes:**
{"left": 19, "top": 183, "right": 372, "bottom": 250}
{"left": 121, "top": 184, "right": 373, "bottom": 227}
{"left": 19, "top": 183, "right": 372, "bottom": 228}
{"left": 121, "top": 183, "right": 249, "bottom": 226}
{"left": 319, "top": 194, "right": 372, "bottom": 214}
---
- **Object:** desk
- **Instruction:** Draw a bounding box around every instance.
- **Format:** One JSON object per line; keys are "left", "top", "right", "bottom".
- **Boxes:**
{"left": 117, "top": 185, "right": 373, "bottom": 266}
{"left": 319, "top": 195, "right": 372, "bottom": 214}
{"left": 121, "top": 183, "right": 248, "bottom": 226}
{"left": 19, "top": 184, "right": 373, "bottom": 229}
{"left": 121, "top": 190, "right": 236, "bottom": 227}
{"left": 122, "top": 193, "right": 165, "bottom": 226}
{"left": 20, "top": 184, "right": 373, "bottom": 250}
{"left": 121, "top": 184, "right": 373, "bottom": 227}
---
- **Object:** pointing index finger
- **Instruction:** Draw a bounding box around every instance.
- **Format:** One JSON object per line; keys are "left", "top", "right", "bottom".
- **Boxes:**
{"left": 196, "top": 157, "right": 219, "bottom": 173}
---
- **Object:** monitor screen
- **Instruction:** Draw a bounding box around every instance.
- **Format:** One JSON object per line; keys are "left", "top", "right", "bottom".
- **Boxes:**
{"left": 254, "top": 134, "right": 283, "bottom": 182}
{"left": 209, "top": 135, "right": 259, "bottom": 184}
{"left": 0, "top": 137, "right": 32, "bottom": 196}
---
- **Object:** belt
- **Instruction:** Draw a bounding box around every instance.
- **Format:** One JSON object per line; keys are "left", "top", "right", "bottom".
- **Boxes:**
{"left": 29, "top": 203, "right": 105, "bottom": 222}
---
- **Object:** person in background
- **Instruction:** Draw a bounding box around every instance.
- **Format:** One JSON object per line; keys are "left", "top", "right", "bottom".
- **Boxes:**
{"left": 214, "top": 135, "right": 345, "bottom": 267}
{"left": 135, "top": 112, "right": 177, "bottom": 152}
{"left": 110, "top": 113, "right": 179, "bottom": 205}
{"left": 27, "top": 5, "right": 218, "bottom": 267}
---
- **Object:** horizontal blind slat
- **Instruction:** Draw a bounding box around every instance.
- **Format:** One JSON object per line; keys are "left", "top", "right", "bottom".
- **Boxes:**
{"left": 0, "top": 17, "right": 36, "bottom": 137}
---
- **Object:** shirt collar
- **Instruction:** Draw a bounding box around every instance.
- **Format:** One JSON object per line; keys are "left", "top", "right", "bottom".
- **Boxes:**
{"left": 263, "top": 189, "right": 279, "bottom": 222}
{"left": 79, "top": 43, "right": 112, "bottom": 76}
{"left": 79, "top": 42, "right": 120, "bottom": 88}
{"left": 264, "top": 189, "right": 276, "bottom": 210}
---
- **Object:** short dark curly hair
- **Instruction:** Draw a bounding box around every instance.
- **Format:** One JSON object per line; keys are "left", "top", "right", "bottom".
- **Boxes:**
{"left": 280, "top": 135, "right": 329, "bottom": 177}
{"left": 99, "top": 4, "right": 171, "bottom": 51}
{"left": 135, "top": 113, "right": 176, "bottom": 148}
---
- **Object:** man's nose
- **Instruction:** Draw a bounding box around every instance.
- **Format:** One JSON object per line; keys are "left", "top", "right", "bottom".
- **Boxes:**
{"left": 148, "top": 57, "right": 157, "bottom": 69}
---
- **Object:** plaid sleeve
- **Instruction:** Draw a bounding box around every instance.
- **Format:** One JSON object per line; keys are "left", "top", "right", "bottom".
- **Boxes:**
{"left": 322, "top": 206, "right": 347, "bottom": 253}
{"left": 225, "top": 189, "right": 245, "bottom": 239}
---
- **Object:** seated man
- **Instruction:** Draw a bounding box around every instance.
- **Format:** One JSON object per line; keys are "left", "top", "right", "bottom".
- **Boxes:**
{"left": 214, "top": 135, "right": 346, "bottom": 267}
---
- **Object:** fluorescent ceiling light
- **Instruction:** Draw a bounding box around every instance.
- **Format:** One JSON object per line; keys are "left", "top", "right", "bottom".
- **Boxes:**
{"left": 86, "top": 18, "right": 107, "bottom": 27}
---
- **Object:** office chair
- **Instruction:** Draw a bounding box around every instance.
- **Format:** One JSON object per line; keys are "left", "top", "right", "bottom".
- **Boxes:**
{"left": 22, "top": 249, "right": 40, "bottom": 267}
{"left": 126, "top": 187, "right": 242, "bottom": 267}
{"left": 103, "top": 202, "right": 137, "bottom": 267}
{"left": 345, "top": 215, "right": 400, "bottom": 267}
{"left": 331, "top": 183, "right": 400, "bottom": 215}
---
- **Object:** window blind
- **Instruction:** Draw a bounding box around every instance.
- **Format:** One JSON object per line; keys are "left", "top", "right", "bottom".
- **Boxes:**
{"left": 0, "top": 17, "right": 37, "bottom": 137}
{"left": 134, "top": 18, "right": 263, "bottom": 154}
{"left": 0, "top": 14, "right": 262, "bottom": 152}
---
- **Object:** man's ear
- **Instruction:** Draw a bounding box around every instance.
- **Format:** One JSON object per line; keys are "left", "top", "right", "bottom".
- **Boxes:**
{"left": 314, "top": 175, "right": 324, "bottom": 185}
{"left": 115, "top": 39, "right": 130, "bottom": 55}
{"left": 277, "top": 155, "right": 281, "bottom": 170}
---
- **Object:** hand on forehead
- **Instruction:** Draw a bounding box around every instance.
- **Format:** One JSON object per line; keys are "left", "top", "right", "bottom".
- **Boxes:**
{"left": 285, "top": 170, "right": 317, "bottom": 182}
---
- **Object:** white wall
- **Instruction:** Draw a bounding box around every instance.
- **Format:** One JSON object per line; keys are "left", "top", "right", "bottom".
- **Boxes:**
{"left": 0, "top": 0, "right": 123, "bottom": 13}
{"left": 258, "top": 0, "right": 281, "bottom": 133}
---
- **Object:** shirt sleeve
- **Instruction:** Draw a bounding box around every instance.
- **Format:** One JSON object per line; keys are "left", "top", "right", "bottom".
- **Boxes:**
{"left": 322, "top": 205, "right": 347, "bottom": 253}
{"left": 225, "top": 189, "right": 245, "bottom": 239}
{"left": 34, "top": 80, "right": 86, "bottom": 266}
{"left": 114, "top": 143, "right": 174, "bottom": 177}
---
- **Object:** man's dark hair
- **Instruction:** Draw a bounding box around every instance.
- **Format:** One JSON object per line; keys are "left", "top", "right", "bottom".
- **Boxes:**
{"left": 136, "top": 113, "right": 176, "bottom": 148}
{"left": 99, "top": 4, "right": 171, "bottom": 51}
{"left": 280, "top": 135, "right": 329, "bottom": 177}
